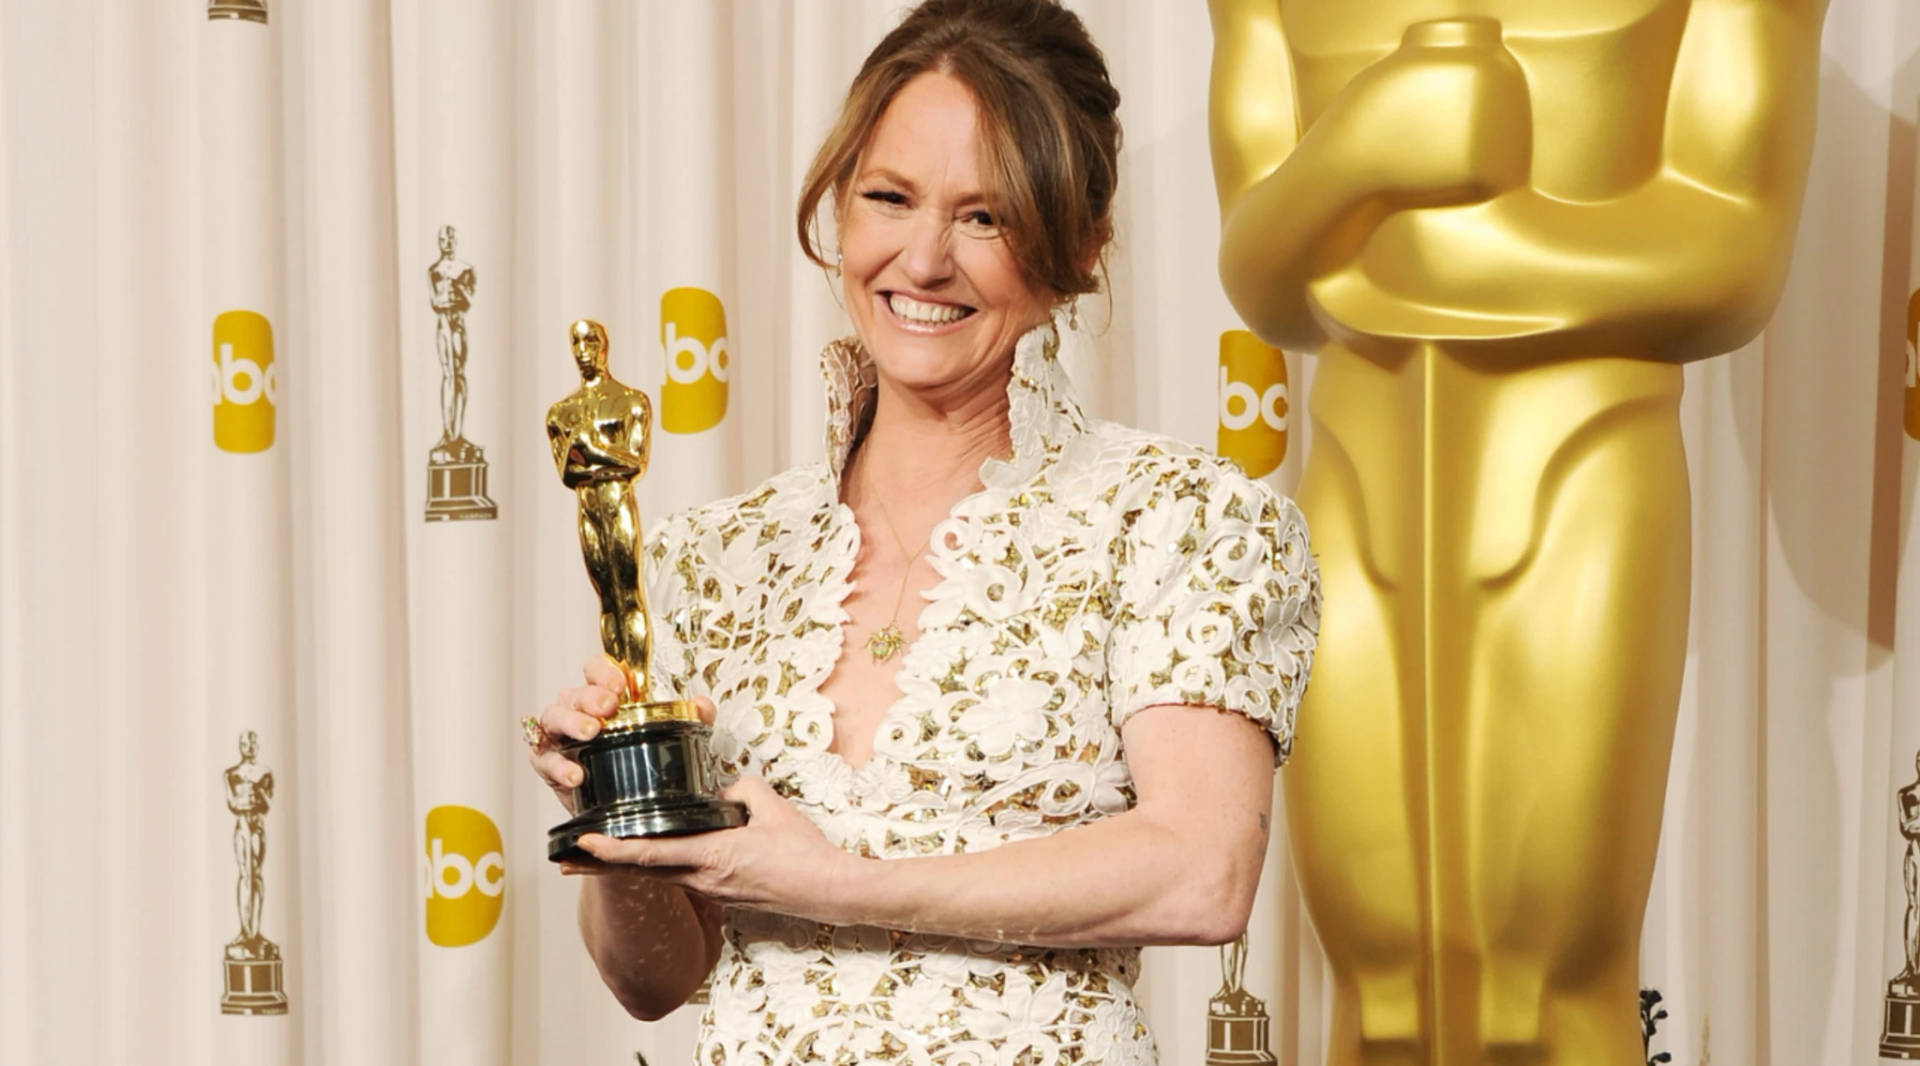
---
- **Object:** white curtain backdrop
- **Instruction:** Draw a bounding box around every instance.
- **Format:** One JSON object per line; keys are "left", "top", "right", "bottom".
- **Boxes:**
{"left": 0, "top": 1, "right": 1914, "bottom": 1063}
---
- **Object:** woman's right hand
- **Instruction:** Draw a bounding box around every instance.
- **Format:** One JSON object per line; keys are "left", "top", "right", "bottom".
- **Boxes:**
{"left": 528, "top": 656, "right": 630, "bottom": 813}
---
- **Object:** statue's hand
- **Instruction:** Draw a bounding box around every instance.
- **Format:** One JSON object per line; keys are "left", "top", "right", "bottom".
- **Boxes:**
{"left": 1317, "top": 19, "right": 1531, "bottom": 209}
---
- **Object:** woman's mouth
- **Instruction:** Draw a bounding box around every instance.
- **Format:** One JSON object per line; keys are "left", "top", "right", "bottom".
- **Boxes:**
{"left": 885, "top": 292, "right": 975, "bottom": 329}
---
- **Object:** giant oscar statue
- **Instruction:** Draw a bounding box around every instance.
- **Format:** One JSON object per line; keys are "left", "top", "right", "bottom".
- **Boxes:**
{"left": 1208, "top": 2, "right": 1826, "bottom": 1062}
{"left": 542, "top": 319, "right": 744, "bottom": 862}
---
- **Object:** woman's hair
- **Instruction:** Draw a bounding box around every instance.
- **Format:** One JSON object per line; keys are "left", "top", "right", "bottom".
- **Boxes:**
{"left": 796, "top": 0, "right": 1122, "bottom": 301}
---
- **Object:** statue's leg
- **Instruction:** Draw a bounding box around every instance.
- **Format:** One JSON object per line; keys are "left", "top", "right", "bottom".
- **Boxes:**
{"left": 1905, "top": 845, "right": 1918, "bottom": 976}
{"left": 1448, "top": 415, "right": 1688, "bottom": 1066}
{"left": 449, "top": 323, "right": 468, "bottom": 440}
{"left": 607, "top": 487, "right": 653, "bottom": 691}
{"left": 579, "top": 501, "right": 625, "bottom": 675}
{"left": 247, "top": 821, "right": 267, "bottom": 938}
{"left": 233, "top": 819, "right": 251, "bottom": 938}
{"left": 1290, "top": 434, "right": 1428, "bottom": 1066}
{"left": 436, "top": 319, "right": 455, "bottom": 441}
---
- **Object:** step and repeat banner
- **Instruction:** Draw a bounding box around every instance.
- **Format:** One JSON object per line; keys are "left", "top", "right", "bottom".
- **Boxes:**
{"left": 0, "top": 1, "right": 1916, "bottom": 1063}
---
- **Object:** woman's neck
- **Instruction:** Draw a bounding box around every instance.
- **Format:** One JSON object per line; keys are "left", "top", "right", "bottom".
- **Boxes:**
{"left": 850, "top": 363, "right": 1013, "bottom": 507}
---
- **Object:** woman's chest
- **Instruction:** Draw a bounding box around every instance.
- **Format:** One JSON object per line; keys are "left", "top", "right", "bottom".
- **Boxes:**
{"left": 686, "top": 491, "right": 1138, "bottom": 852}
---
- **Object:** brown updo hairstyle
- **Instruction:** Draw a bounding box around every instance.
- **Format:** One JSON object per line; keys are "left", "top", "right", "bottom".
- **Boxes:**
{"left": 796, "top": 0, "right": 1122, "bottom": 302}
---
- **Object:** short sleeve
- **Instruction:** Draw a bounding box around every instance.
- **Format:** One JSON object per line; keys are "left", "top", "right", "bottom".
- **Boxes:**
{"left": 641, "top": 513, "right": 700, "bottom": 703}
{"left": 1104, "top": 456, "right": 1320, "bottom": 764}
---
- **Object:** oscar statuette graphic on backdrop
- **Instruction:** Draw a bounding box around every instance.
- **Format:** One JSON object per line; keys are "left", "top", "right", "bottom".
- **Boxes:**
{"left": 1206, "top": 933, "right": 1276, "bottom": 1065}
{"left": 220, "top": 732, "right": 287, "bottom": 1014}
{"left": 425, "top": 225, "right": 497, "bottom": 520}
{"left": 539, "top": 320, "right": 743, "bottom": 861}
{"left": 207, "top": 0, "right": 267, "bottom": 24}
{"left": 1883, "top": 751, "right": 1920, "bottom": 1057}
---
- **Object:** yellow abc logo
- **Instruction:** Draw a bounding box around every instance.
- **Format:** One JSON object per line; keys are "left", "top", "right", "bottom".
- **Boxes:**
{"left": 1906, "top": 287, "right": 1919, "bottom": 442}
{"left": 1217, "top": 330, "right": 1288, "bottom": 479}
{"left": 423, "top": 805, "right": 504, "bottom": 947}
{"left": 211, "top": 310, "right": 277, "bottom": 453}
{"left": 660, "top": 286, "right": 730, "bottom": 434}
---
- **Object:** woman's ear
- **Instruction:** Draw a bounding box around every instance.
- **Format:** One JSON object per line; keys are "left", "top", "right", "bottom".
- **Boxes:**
{"left": 1076, "top": 219, "right": 1111, "bottom": 284}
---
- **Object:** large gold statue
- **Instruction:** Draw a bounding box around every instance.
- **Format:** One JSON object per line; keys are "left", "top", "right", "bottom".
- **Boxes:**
{"left": 1208, "top": 2, "right": 1826, "bottom": 1062}
{"left": 546, "top": 319, "right": 665, "bottom": 708}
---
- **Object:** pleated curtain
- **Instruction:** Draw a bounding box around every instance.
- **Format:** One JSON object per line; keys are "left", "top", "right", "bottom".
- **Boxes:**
{"left": 0, "top": 1, "right": 1914, "bottom": 1064}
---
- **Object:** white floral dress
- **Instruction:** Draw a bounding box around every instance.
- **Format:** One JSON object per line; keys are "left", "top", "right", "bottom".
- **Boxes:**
{"left": 643, "top": 324, "right": 1320, "bottom": 1065}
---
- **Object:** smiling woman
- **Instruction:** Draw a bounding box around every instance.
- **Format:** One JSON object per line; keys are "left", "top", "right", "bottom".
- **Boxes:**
{"left": 523, "top": 1, "right": 1320, "bottom": 1062}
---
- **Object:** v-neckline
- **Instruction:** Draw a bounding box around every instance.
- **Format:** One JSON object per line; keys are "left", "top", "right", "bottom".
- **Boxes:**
{"left": 813, "top": 494, "right": 952, "bottom": 776}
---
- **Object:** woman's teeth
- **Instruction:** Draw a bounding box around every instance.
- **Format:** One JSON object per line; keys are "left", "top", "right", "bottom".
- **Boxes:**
{"left": 887, "top": 293, "right": 970, "bottom": 325}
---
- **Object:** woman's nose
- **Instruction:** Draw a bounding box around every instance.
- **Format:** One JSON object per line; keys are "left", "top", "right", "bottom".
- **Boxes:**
{"left": 900, "top": 214, "right": 954, "bottom": 288}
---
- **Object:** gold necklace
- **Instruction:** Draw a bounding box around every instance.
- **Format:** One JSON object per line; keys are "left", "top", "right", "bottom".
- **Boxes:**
{"left": 860, "top": 458, "right": 931, "bottom": 663}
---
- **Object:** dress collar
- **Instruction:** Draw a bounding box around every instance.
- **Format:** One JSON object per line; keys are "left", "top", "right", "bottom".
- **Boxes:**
{"left": 820, "top": 321, "right": 1088, "bottom": 489}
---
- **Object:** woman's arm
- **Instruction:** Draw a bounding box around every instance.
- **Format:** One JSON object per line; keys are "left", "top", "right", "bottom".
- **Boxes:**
{"left": 574, "top": 699, "right": 1277, "bottom": 948}
{"left": 576, "top": 874, "right": 724, "bottom": 1020}
{"left": 536, "top": 660, "right": 720, "bottom": 1019}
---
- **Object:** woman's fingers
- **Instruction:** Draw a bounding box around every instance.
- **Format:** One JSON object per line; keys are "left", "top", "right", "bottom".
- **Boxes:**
{"left": 583, "top": 655, "right": 631, "bottom": 697}
{"left": 531, "top": 749, "right": 583, "bottom": 791}
{"left": 574, "top": 831, "right": 708, "bottom": 871}
{"left": 540, "top": 689, "right": 609, "bottom": 743}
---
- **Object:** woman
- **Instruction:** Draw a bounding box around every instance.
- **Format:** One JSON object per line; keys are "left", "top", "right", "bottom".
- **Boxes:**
{"left": 527, "top": 1, "right": 1320, "bottom": 1061}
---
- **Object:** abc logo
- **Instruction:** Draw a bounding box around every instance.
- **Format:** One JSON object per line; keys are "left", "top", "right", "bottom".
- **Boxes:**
{"left": 211, "top": 310, "right": 277, "bottom": 453}
{"left": 1906, "top": 287, "right": 1919, "bottom": 442}
{"left": 1217, "top": 330, "right": 1289, "bottom": 479}
{"left": 423, "top": 805, "right": 504, "bottom": 947}
{"left": 660, "top": 286, "right": 730, "bottom": 434}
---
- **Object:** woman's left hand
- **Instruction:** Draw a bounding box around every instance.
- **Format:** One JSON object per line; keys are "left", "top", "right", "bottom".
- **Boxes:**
{"left": 566, "top": 775, "right": 860, "bottom": 926}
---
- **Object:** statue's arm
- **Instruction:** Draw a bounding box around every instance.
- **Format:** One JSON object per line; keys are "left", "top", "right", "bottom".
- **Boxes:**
{"left": 549, "top": 412, "right": 646, "bottom": 488}
{"left": 1314, "top": 0, "right": 1828, "bottom": 362}
{"left": 1210, "top": 3, "right": 1531, "bottom": 351}
{"left": 629, "top": 390, "right": 652, "bottom": 479}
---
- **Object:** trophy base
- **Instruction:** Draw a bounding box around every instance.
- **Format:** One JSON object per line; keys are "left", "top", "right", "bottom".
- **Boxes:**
{"left": 1884, "top": 991, "right": 1920, "bottom": 1058}
{"left": 426, "top": 441, "right": 497, "bottom": 521}
{"left": 221, "top": 956, "right": 288, "bottom": 1015}
{"left": 548, "top": 714, "right": 746, "bottom": 863}
{"left": 1207, "top": 992, "right": 1276, "bottom": 1065}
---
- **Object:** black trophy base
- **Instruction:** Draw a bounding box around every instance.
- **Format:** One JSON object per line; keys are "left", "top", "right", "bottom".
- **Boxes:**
{"left": 548, "top": 713, "right": 746, "bottom": 863}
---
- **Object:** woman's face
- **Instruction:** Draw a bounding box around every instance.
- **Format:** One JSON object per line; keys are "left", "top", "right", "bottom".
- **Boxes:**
{"left": 837, "top": 70, "right": 1053, "bottom": 397}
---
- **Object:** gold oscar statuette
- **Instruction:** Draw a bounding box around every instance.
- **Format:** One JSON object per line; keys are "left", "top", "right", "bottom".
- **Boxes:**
{"left": 220, "top": 730, "right": 287, "bottom": 1015}
{"left": 1209, "top": 1, "right": 1826, "bottom": 1062}
{"left": 543, "top": 319, "right": 744, "bottom": 862}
